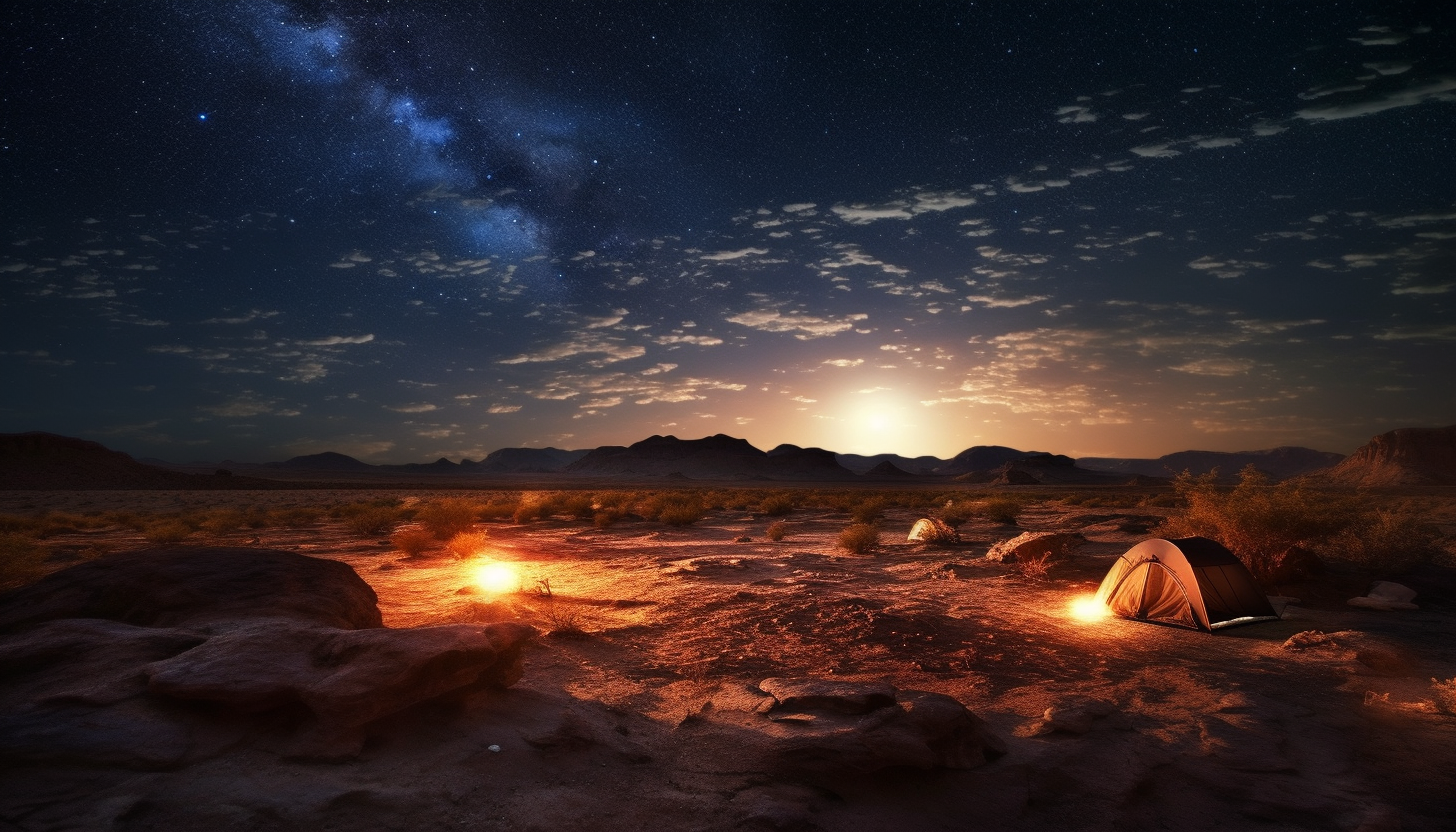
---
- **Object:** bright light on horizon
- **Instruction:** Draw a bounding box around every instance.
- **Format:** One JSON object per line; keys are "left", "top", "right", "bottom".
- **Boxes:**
{"left": 473, "top": 561, "right": 520, "bottom": 595}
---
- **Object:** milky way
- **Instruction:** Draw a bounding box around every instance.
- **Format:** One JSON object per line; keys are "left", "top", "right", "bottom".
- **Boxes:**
{"left": 2, "top": 2, "right": 1453, "bottom": 461}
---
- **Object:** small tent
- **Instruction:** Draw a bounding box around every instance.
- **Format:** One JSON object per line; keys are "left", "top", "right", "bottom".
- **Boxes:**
{"left": 1093, "top": 537, "right": 1278, "bottom": 631}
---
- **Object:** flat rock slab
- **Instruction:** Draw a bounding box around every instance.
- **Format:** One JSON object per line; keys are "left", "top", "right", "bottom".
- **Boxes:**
{"left": 985, "top": 532, "right": 1086, "bottom": 563}
{"left": 0, "top": 548, "right": 536, "bottom": 766}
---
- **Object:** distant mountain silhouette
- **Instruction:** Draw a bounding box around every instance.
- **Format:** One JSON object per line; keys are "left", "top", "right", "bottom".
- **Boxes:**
{"left": 0, "top": 432, "right": 280, "bottom": 490}
{"left": 1078, "top": 446, "right": 1345, "bottom": 482}
{"left": 472, "top": 447, "right": 589, "bottom": 473}
{"left": 268, "top": 451, "right": 375, "bottom": 471}
{"left": 568, "top": 435, "right": 856, "bottom": 480}
{"left": 1315, "top": 425, "right": 1456, "bottom": 486}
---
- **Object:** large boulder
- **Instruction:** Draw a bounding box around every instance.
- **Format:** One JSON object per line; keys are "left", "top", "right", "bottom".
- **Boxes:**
{"left": 985, "top": 532, "right": 1086, "bottom": 563}
{"left": 0, "top": 546, "right": 383, "bottom": 632}
{"left": 0, "top": 547, "right": 535, "bottom": 766}
{"left": 678, "top": 677, "right": 1005, "bottom": 778}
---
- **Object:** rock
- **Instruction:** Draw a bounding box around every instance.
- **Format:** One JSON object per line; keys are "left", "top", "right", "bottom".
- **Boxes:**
{"left": 908, "top": 518, "right": 959, "bottom": 544}
{"left": 681, "top": 678, "right": 1006, "bottom": 777}
{"left": 0, "top": 548, "right": 536, "bottom": 765}
{"left": 1347, "top": 581, "right": 1418, "bottom": 611}
{"left": 0, "top": 546, "right": 383, "bottom": 632}
{"left": 1029, "top": 696, "right": 1117, "bottom": 735}
{"left": 1320, "top": 424, "right": 1456, "bottom": 487}
{"left": 985, "top": 532, "right": 1086, "bottom": 563}
{"left": 758, "top": 677, "right": 896, "bottom": 715}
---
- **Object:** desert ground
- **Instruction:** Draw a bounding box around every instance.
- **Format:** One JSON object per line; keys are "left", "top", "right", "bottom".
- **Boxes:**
{"left": 2, "top": 486, "right": 1455, "bottom": 831}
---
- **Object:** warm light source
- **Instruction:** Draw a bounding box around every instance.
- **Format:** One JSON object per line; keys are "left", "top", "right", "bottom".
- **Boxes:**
{"left": 1068, "top": 594, "right": 1108, "bottom": 622}
{"left": 474, "top": 561, "right": 520, "bottom": 595}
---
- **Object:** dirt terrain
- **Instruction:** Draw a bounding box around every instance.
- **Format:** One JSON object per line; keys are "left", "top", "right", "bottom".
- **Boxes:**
{"left": 3, "top": 489, "right": 1455, "bottom": 831}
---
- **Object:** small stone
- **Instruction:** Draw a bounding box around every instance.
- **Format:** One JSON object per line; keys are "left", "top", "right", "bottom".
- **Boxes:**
{"left": 487, "top": 744, "right": 501, "bottom": 753}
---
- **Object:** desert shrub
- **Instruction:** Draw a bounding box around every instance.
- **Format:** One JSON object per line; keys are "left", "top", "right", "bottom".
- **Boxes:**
{"left": 758, "top": 492, "right": 796, "bottom": 517}
{"left": 593, "top": 508, "right": 625, "bottom": 529}
{"left": 143, "top": 520, "right": 192, "bottom": 544}
{"left": 269, "top": 506, "right": 324, "bottom": 527}
{"left": 477, "top": 494, "right": 520, "bottom": 522}
{"left": 766, "top": 520, "right": 788, "bottom": 541}
{"left": 445, "top": 530, "right": 491, "bottom": 560}
{"left": 980, "top": 497, "right": 1023, "bottom": 525}
{"left": 0, "top": 514, "right": 38, "bottom": 534}
{"left": 1319, "top": 507, "right": 1443, "bottom": 575}
{"left": 838, "top": 522, "right": 881, "bottom": 554}
{"left": 0, "top": 533, "right": 49, "bottom": 590}
{"left": 911, "top": 517, "right": 961, "bottom": 546}
{"left": 940, "top": 501, "right": 974, "bottom": 528}
{"left": 198, "top": 509, "right": 247, "bottom": 535}
{"left": 852, "top": 497, "right": 886, "bottom": 524}
{"left": 1159, "top": 466, "right": 1356, "bottom": 581}
{"left": 539, "top": 599, "right": 589, "bottom": 638}
{"left": 1140, "top": 492, "right": 1182, "bottom": 508}
{"left": 415, "top": 499, "right": 479, "bottom": 539}
{"left": 1431, "top": 677, "right": 1456, "bottom": 715}
{"left": 343, "top": 505, "right": 401, "bottom": 537}
{"left": 555, "top": 493, "right": 597, "bottom": 520}
{"left": 390, "top": 527, "right": 436, "bottom": 557}
{"left": 655, "top": 494, "right": 706, "bottom": 527}
{"left": 512, "top": 494, "right": 545, "bottom": 524}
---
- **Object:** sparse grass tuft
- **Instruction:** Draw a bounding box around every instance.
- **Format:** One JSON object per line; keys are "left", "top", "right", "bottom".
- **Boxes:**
{"left": 1015, "top": 549, "right": 1054, "bottom": 581}
{"left": 838, "top": 522, "right": 881, "bottom": 554}
{"left": 766, "top": 520, "right": 788, "bottom": 541}
{"left": 0, "top": 533, "right": 49, "bottom": 590}
{"left": 390, "top": 527, "right": 436, "bottom": 557}
{"left": 539, "top": 598, "right": 590, "bottom": 638}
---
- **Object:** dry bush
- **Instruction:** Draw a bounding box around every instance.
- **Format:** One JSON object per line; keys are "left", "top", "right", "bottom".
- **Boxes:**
{"left": 980, "top": 497, "right": 1023, "bottom": 525}
{"left": 1319, "top": 508, "right": 1443, "bottom": 575}
{"left": 766, "top": 520, "right": 788, "bottom": 541}
{"left": 512, "top": 495, "right": 545, "bottom": 524}
{"left": 143, "top": 520, "right": 192, "bottom": 544}
{"left": 758, "top": 492, "right": 796, "bottom": 516}
{"left": 852, "top": 497, "right": 886, "bottom": 524}
{"left": 343, "top": 505, "right": 400, "bottom": 537}
{"left": 1160, "top": 466, "right": 1355, "bottom": 581}
{"left": 445, "top": 530, "right": 491, "bottom": 560}
{"left": 1431, "top": 677, "right": 1456, "bottom": 714}
{"left": 477, "top": 494, "right": 521, "bottom": 522}
{"left": 390, "top": 527, "right": 436, "bottom": 557}
{"left": 556, "top": 493, "right": 597, "bottom": 520}
{"left": 838, "top": 522, "right": 881, "bottom": 554}
{"left": 416, "top": 498, "right": 480, "bottom": 539}
{"left": 0, "top": 533, "right": 49, "bottom": 590}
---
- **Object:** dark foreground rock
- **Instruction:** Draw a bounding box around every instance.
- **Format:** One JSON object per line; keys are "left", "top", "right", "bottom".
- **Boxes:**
{"left": 985, "top": 531, "right": 1086, "bottom": 563}
{"left": 0, "top": 547, "right": 535, "bottom": 766}
{"left": 678, "top": 677, "right": 1006, "bottom": 778}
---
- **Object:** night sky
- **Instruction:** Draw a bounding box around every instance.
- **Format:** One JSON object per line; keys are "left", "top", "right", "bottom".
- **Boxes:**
{"left": 3, "top": 2, "right": 1453, "bottom": 463}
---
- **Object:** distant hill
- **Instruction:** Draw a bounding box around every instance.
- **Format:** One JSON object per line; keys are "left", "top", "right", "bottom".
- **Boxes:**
{"left": 267, "top": 451, "right": 376, "bottom": 471}
{"left": 567, "top": 435, "right": 856, "bottom": 480}
{"left": 471, "top": 447, "right": 589, "bottom": 473}
{"left": 835, "top": 453, "right": 948, "bottom": 475}
{"left": 1315, "top": 425, "right": 1456, "bottom": 486}
{"left": 936, "top": 446, "right": 1050, "bottom": 476}
{"left": 0, "top": 432, "right": 280, "bottom": 490}
{"left": 1078, "top": 446, "right": 1345, "bottom": 482}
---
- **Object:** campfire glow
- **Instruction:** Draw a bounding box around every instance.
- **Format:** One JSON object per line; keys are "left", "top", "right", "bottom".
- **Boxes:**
{"left": 473, "top": 562, "right": 521, "bottom": 595}
{"left": 1068, "top": 594, "right": 1108, "bottom": 622}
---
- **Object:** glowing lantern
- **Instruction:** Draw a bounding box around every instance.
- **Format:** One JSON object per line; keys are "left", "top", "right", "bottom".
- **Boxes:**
{"left": 474, "top": 562, "right": 520, "bottom": 595}
{"left": 1068, "top": 594, "right": 1108, "bottom": 622}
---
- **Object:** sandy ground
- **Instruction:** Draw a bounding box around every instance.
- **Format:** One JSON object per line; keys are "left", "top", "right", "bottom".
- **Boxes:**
{"left": 4, "top": 490, "right": 1455, "bottom": 831}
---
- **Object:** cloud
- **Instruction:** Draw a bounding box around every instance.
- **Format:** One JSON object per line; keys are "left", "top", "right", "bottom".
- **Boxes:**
{"left": 831, "top": 202, "right": 913, "bottom": 224}
{"left": 822, "top": 358, "right": 864, "bottom": 367}
{"left": 964, "top": 293, "right": 1052, "bottom": 308}
{"left": 726, "top": 309, "right": 868, "bottom": 340}
{"left": 1187, "top": 255, "right": 1270, "bottom": 279}
{"left": 655, "top": 334, "right": 724, "bottom": 346}
{"left": 385, "top": 403, "right": 439, "bottom": 413}
{"left": 1130, "top": 143, "right": 1180, "bottom": 158}
{"left": 486, "top": 404, "right": 521, "bottom": 413}
{"left": 700, "top": 247, "right": 769, "bottom": 261}
{"left": 829, "top": 190, "right": 976, "bottom": 224}
{"left": 1374, "top": 325, "right": 1456, "bottom": 341}
{"left": 1056, "top": 104, "right": 1098, "bottom": 123}
{"left": 298, "top": 334, "right": 375, "bottom": 346}
{"left": 499, "top": 332, "right": 647, "bottom": 365}
{"left": 1295, "top": 79, "right": 1456, "bottom": 122}
{"left": 1362, "top": 61, "right": 1412, "bottom": 76}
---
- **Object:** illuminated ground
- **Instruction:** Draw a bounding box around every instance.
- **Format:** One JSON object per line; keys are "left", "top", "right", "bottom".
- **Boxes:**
{"left": 4, "top": 490, "right": 1456, "bottom": 831}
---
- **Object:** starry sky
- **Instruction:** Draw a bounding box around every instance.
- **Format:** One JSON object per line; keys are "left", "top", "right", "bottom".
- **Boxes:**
{"left": 3, "top": 1, "right": 1453, "bottom": 463}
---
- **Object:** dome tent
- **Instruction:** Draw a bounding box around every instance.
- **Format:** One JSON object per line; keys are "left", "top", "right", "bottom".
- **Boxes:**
{"left": 1093, "top": 537, "right": 1279, "bottom": 632}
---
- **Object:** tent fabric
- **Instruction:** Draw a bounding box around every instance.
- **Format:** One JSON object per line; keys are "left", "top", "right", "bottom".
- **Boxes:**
{"left": 1094, "top": 537, "right": 1279, "bottom": 631}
